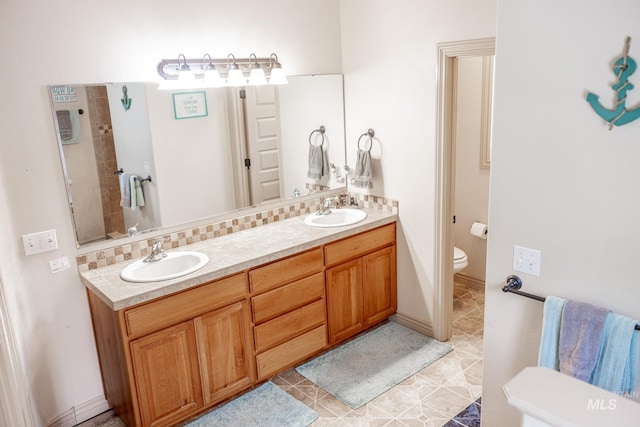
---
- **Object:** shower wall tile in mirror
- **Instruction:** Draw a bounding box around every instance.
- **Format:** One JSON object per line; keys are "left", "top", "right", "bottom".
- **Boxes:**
{"left": 86, "top": 86, "right": 124, "bottom": 239}
{"left": 76, "top": 194, "right": 398, "bottom": 272}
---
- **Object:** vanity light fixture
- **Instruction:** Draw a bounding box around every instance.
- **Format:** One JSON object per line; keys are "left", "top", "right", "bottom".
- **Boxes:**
{"left": 177, "top": 54, "right": 196, "bottom": 84}
{"left": 268, "top": 53, "right": 288, "bottom": 85}
{"left": 157, "top": 52, "right": 287, "bottom": 89}
{"left": 248, "top": 54, "right": 267, "bottom": 86}
{"left": 202, "top": 54, "right": 224, "bottom": 88}
{"left": 226, "top": 54, "right": 246, "bottom": 87}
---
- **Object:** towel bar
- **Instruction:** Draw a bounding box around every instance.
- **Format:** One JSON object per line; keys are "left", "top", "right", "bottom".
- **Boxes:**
{"left": 309, "top": 126, "right": 325, "bottom": 146}
{"left": 502, "top": 275, "right": 640, "bottom": 330}
{"left": 357, "top": 128, "right": 375, "bottom": 151}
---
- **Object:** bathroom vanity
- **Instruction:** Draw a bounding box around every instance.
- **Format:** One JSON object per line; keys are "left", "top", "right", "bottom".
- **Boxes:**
{"left": 82, "top": 210, "right": 397, "bottom": 427}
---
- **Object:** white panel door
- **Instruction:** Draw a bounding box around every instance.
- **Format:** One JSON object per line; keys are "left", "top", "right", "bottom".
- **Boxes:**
{"left": 244, "top": 86, "right": 283, "bottom": 205}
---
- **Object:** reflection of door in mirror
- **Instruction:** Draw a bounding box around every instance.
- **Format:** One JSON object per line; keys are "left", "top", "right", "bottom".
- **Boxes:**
{"left": 239, "top": 86, "right": 284, "bottom": 206}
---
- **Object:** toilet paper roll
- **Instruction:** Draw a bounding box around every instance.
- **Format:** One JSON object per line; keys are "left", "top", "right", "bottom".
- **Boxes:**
{"left": 470, "top": 221, "right": 488, "bottom": 239}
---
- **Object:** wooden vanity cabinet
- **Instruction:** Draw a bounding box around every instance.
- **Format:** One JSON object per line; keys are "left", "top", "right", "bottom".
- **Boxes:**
{"left": 88, "top": 220, "right": 397, "bottom": 426}
{"left": 88, "top": 273, "right": 255, "bottom": 427}
{"left": 249, "top": 247, "right": 328, "bottom": 380}
{"left": 324, "top": 223, "right": 397, "bottom": 345}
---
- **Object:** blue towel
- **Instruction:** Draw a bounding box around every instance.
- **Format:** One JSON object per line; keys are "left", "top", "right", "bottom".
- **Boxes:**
{"left": 591, "top": 312, "right": 639, "bottom": 394}
{"left": 558, "top": 300, "right": 609, "bottom": 382}
{"left": 538, "top": 296, "right": 566, "bottom": 370}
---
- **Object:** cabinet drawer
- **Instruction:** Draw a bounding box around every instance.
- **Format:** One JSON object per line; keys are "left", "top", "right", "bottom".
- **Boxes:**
{"left": 249, "top": 247, "right": 323, "bottom": 294}
{"left": 251, "top": 273, "right": 324, "bottom": 324}
{"left": 325, "top": 223, "right": 396, "bottom": 266}
{"left": 254, "top": 299, "right": 326, "bottom": 352}
{"left": 256, "top": 325, "right": 327, "bottom": 380}
{"left": 124, "top": 273, "right": 248, "bottom": 338}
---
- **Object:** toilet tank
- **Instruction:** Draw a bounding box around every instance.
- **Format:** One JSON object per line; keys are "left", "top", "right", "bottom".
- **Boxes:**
{"left": 503, "top": 367, "right": 640, "bottom": 426}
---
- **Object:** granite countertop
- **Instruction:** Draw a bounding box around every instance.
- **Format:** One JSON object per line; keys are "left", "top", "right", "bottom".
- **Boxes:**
{"left": 80, "top": 209, "right": 397, "bottom": 311}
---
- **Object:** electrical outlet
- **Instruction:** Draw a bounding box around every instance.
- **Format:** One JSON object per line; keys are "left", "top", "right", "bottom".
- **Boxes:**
{"left": 22, "top": 229, "right": 58, "bottom": 256}
{"left": 513, "top": 245, "right": 541, "bottom": 276}
{"left": 49, "top": 256, "right": 71, "bottom": 273}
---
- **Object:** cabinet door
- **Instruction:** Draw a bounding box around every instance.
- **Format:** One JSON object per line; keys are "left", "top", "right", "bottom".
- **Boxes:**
{"left": 326, "top": 258, "right": 364, "bottom": 344}
{"left": 363, "top": 246, "right": 397, "bottom": 326}
{"left": 130, "top": 322, "right": 203, "bottom": 427}
{"left": 195, "top": 301, "right": 255, "bottom": 406}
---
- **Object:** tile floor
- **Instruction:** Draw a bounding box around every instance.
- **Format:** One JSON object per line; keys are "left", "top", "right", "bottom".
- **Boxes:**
{"left": 80, "top": 282, "right": 485, "bottom": 427}
{"left": 273, "top": 281, "right": 485, "bottom": 427}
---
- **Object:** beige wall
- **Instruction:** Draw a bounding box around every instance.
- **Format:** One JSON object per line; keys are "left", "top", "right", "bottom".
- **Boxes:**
{"left": 454, "top": 56, "right": 490, "bottom": 283}
{"left": 484, "top": 0, "right": 640, "bottom": 425}
{"left": 0, "top": 0, "right": 342, "bottom": 424}
{"left": 339, "top": 0, "right": 497, "bottom": 330}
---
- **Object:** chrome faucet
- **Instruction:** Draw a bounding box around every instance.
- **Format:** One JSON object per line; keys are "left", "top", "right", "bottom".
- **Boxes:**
{"left": 127, "top": 223, "right": 139, "bottom": 237}
{"left": 144, "top": 236, "right": 168, "bottom": 263}
{"left": 317, "top": 196, "right": 340, "bottom": 215}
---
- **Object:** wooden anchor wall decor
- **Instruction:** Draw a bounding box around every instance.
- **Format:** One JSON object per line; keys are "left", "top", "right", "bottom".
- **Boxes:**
{"left": 586, "top": 37, "right": 640, "bottom": 130}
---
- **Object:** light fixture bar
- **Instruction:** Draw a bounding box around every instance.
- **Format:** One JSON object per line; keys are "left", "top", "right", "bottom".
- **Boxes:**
{"left": 157, "top": 54, "right": 285, "bottom": 83}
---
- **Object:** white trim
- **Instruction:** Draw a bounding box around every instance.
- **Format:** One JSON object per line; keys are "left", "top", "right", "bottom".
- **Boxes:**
{"left": 391, "top": 312, "right": 433, "bottom": 337}
{"left": 47, "top": 408, "right": 75, "bottom": 427}
{"left": 0, "top": 276, "right": 34, "bottom": 427}
{"left": 434, "top": 38, "right": 495, "bottom": 342}
{"left": 454, "top": 273, "right": 486, "bottom": 290}
{"left": 480, "top": 56, "right": 494, "bottom": 169}
{"left": 47, "top": 395, "right": 110, "bottom": 427}
{"left": 74, "top": 395, "right": 110, "bottom": 424}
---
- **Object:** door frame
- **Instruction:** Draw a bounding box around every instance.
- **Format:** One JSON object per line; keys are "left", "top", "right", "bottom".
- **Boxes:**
{"left": 433, "top": 37, "right": 495, "bottom": 341}
{"left": 0, "top": 276, "right": 34, "bottom": 426}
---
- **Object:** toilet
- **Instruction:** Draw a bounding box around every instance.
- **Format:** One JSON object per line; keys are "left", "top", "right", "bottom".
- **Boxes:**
{"left": 453, "top": 246, "right": 468, "bottom": 274}
{"left": 504, "top": 367, "right": 640, "bottom": 426}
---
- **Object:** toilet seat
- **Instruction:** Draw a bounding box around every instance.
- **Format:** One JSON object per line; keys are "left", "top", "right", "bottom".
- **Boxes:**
{"left": 453, "top": 246, "right": 468, "bottom": 274}
{"left": 454, "top": 247, "right": 467, "bottom": 261}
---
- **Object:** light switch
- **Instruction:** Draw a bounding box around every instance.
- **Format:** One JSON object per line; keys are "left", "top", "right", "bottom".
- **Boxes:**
{"left": 513, "top": 245, "right": 541, "bottom": 276}
{"left": 22, "top": 229, "right": 58, "bottom": 256}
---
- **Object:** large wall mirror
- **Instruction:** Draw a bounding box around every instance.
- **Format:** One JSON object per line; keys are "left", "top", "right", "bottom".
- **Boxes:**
{"left": 49, "top": 75, "right": 346, "bottom": 247}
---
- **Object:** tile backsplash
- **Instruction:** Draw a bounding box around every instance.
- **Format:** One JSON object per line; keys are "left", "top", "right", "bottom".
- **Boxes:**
{"left": 76, "top": 194, "right": 398, "bottom": 272}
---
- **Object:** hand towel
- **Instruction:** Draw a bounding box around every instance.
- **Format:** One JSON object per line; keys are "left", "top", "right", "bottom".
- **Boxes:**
{"left": 56, "top": 110, "right": 82, "bottom": 144}
{"left": 558, "top": 300, "right": 609, "bottom": 382}
{"left": 134, "top": 177, "right": 145, "bottom": 208}
{"left": 538, "top": 296, "right": 566, "bottom": 370}
{"left": 56, "top": 110, "right": 72, "bottom": 141}
{"left": 119, "top": 173, "right": 131, "bottom": 207}
{"left": 591, "top": 312, "right": 639, "bottom": 394}
{"left": 129, "top": 175, "right": 138, "bottom": 210}
{"left": 352, "top": 149, "right": 373, "bottom": 189}
{"left": 307, "top": 144, "right": 327, "bottom": 180}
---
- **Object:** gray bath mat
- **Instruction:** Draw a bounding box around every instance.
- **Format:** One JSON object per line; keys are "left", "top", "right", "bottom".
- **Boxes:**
{"left": 296, "top": 321, "right": 452, "bottom": 409}
{"left": 184, "top": 381, "right": 317, "bottom": 427}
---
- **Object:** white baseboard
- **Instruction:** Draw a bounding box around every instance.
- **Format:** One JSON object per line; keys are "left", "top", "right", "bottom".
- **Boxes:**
{"left": 453, "top": 273, "right": 485, "bottom": 290}
{"left": 75, "top": 395, "right": 110, "bottom": 423}
{"left": 47, "top": 395, "right": 109, "bottom": 427}
{"left": 47, "top": 407, "right": 75, "bottom": 427}
{"left": 391, "top": 312, "right": 433, "bottom": 338}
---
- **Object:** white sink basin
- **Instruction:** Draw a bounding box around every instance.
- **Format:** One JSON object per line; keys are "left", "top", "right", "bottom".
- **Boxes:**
{"left": 120, "top": 251, "right": 209, "bottom": 283}
{"left": 304, "top": 208, "right": 367, "bottom": 228}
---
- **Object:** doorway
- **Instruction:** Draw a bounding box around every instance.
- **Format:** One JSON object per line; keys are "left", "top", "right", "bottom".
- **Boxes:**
{"left": 433, "top": 38, "right": 495, "bottom": 342}
{"left": 228, "top": 86, "right": 284, "bottom": 209}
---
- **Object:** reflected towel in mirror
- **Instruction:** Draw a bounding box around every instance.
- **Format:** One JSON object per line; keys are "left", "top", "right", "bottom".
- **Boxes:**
{"left": 129, "top": 175, "right": 145, "bottom": 210}
{"left": 56, "top": 110, "right": 82, "bottom": 144}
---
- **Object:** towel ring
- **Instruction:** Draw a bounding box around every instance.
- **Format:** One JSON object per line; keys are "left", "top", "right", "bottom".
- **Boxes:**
{"left": 309, "top": 125, "right": 326, "bottom": 147}
{"left": 358, "top": 128, "right": 375, "bottom": 152}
